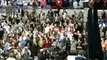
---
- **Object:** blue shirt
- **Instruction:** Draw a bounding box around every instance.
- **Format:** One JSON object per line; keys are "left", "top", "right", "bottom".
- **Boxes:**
{"left": 19, "top": 40, "right": 27, "bottom": 48}
{"left": 75, "top": 56, "right": 86, "bottom": 60}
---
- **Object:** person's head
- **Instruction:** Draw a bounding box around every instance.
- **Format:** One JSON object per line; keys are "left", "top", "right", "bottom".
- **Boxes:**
{"left": 88, "top": 0, "right": 95, "bottom": 8}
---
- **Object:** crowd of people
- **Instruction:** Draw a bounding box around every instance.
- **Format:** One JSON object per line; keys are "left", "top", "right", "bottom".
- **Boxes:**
{"left": 0, "top": 9, "right": 87, "bottom": 60}
{"left": 97, "top": 10, "right": 107, "bottom": 60}
{"left": 98, "top": 10, "right": 107, "bottom": 51}
{"left": 0, "top": 0, "right": 84, "bottom": 9}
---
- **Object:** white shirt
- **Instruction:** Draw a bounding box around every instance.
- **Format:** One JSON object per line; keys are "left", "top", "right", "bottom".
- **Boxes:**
{"left": 17, "top": 0, "right": 23, "bottom": 5}
{"left": 99, "top": 23, "right": 105, "bottom": 27}
{"left": 23, "top": 36, "right": 27, "bottom": 40}
{"left": 59, "top": 33, "right": 64, "bottom": 40}
{"left": 71, "top": 41, "right": 77, "bottom": 50}
{"left": 23, "top": 0, "right": 28, "bottom": 6}
{"left": 73, "top": 1, "right": 78, "bottom": 9}
{"left": 17, "top": 22, "right": 24, "bottom": 28}
{"left": 67, "top": 32, "right": 73, "bottom": 41}
{"left": 1, "top": 22, "right": 7, "bottom": 27}
{"left": 3, "top": 25, "right": 10, "bottom": 34}
{"left": 67, "top": 55, "right": 77, "bottom": 60}
{"left": 63, "top": 13, "right": 67, "bottom": 19}
{"left": 79, "top": 1, "right": 83, "bottom": 8}
{"left": 1, "top": 0, "right": 7, "bottom": 6}
{"left": 45, "top": 26, "right": 50, "bottom": 33}
{"left": 6, "top": 57, "right": 16, "bottom": 60}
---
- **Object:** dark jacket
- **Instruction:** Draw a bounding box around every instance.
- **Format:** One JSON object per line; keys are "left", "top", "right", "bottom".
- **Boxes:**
{"left": 75, "top": 56, "right": 86, "bottom": 60}
{"left": 38, "top": 53, "right": 47, "bottom": 60}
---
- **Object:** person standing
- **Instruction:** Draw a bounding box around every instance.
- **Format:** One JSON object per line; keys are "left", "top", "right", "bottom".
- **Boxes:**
{"left": 66, "top": 38, "right": 71, "bottom": 54}
{"left": 73, "top": 0, "right": 78, "bottom": 9}
{"left": 38, "top": 37, "right": 44, "bottom": 49}
{"left": 78, "top": 0, "right": 83, "bottom": 8}
{"left": 44, "top": 37, "right": 50, "bottom": 48}
{"left": 40, "top": 0, "right": 46, "bottom": 8}
{"left": 55, "top": 0, "right": 62, "bottom": 8}
{"left": 32, "top": 0, "right": 38, "bottom": 9}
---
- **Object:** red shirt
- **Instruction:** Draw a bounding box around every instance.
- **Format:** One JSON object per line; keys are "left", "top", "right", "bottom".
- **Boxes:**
{"left": 55, "top": 0, "right": 62, "bottom": 7}
{"left": 44, "top": 40, "right": 50, "bottom": 48}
